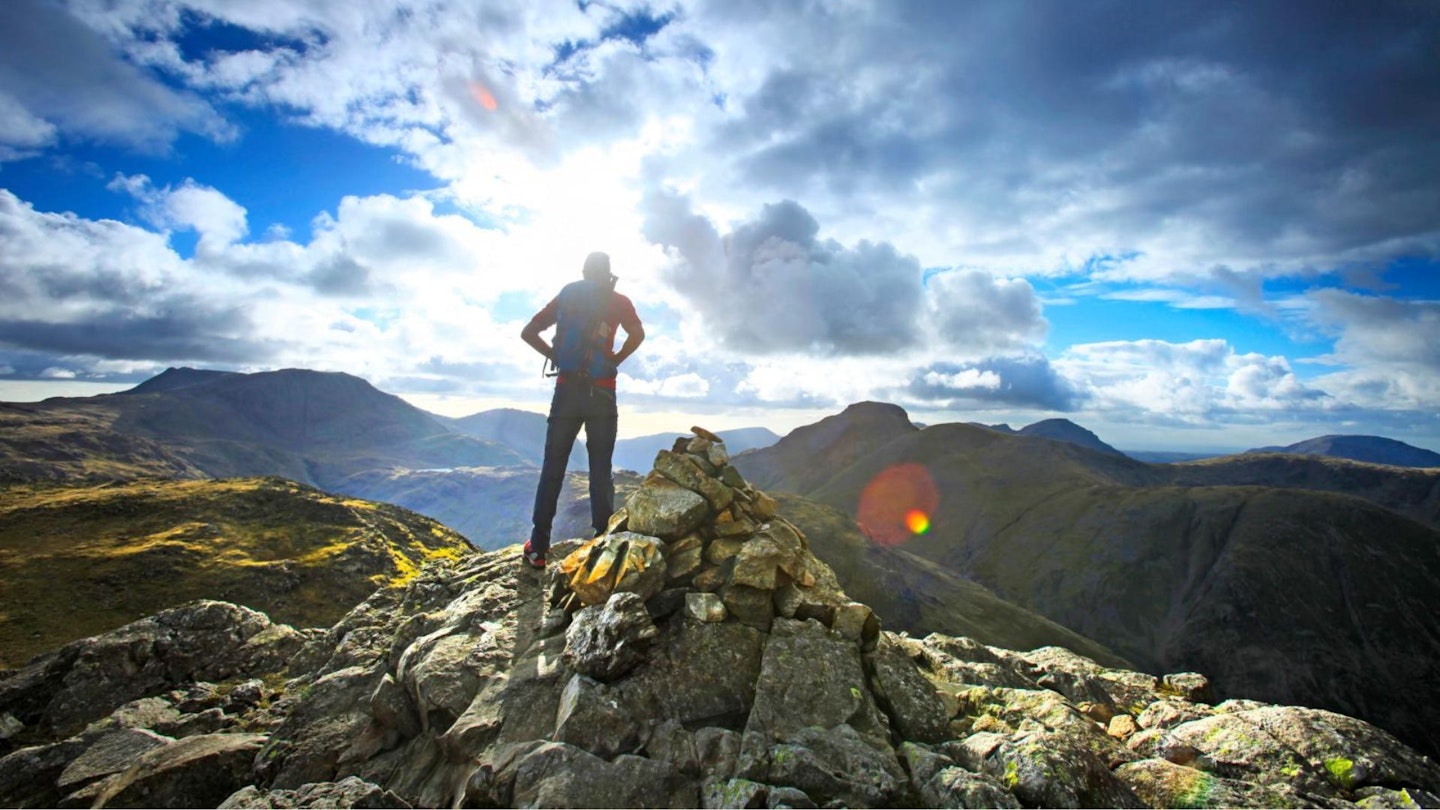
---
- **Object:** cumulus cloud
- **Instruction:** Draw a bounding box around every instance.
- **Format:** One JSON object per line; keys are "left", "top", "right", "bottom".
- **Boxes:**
{"left": 109, "top": 175, "right": 249, "bottom": 250}
{"left": 0, "top": 187, "right": 538, "bottom": 391}
{"left": 1055, "top": 339, "right": 1330, "bottom": 423}
{"left": 1302, "top": 290, "right": 1440, "bottom": 411}
{"left": 924, "top": 269, "right": 1048, "bottom": 355}
{"left": 683, "top": 1, "right": 1440, "bottom": 279}
{"left": 642, "top": 192, "right": 924, "bottom": 355}
{"left": 1308, "top": 290, "right": 1440, "bottom": 371}
{"left": 0, "top": 0, "right": 233, "bottom": 155}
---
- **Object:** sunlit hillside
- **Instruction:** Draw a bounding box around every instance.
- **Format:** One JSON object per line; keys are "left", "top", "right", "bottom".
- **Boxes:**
{"left": 0, "top": 476, "right": 472, "bottom": 667}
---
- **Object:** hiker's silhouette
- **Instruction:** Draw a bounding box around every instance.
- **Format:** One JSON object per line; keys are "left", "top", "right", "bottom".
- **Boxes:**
{"left": 520, "top": 252, "right": 645, "bottom": 567}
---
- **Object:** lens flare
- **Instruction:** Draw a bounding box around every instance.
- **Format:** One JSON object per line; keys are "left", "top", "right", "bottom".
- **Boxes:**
{"left": 469, "top": 83, "right": 498, "bottom": 111}
{"left": 905, "top": 509, "right": 930, "bottom": 535}
{"left": 857, "top": 463, "right": 939, "bottom": 547}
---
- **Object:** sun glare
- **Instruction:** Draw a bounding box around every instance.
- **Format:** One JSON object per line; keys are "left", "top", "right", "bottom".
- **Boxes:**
{"left": 857, "top": 463, "right": 940, "bottom": 547}
{"left": 905, "top": 509, "right": 930, "bottom": 535}
{"left": 469, "top": 83, "right": 498, "bottom": 111}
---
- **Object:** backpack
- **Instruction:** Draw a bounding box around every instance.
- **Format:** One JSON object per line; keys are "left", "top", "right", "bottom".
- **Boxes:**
{"left": 548, "top": 278, "right": 615, "bottom": 381}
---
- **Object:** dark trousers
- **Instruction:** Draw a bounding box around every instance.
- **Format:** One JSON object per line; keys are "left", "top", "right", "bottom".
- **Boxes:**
{"left": 529, "top": 380, "right": 618, "bottom": 554}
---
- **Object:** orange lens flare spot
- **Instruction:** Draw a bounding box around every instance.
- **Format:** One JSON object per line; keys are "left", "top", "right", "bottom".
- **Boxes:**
{"left": 857, "top": 463, "right": 939, "bottom": 547}
{"left": 905, "top": 510, "right": 930, "bottom": 535}
{"left": 469, "top": 83, "right": 498, "bottom": 111}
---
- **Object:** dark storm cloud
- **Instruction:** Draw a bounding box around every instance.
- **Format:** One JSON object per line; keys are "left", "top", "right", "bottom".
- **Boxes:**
{"left": 907, "top": 356, "right": 1080, "bottom": 411}
{"left": 641, "top": 191, "right": 925, "bottom": 355}
{"left": 711, "top": 1, "right": 1440, "bottom": 262}
{"left": 0, "top": 302, "right": 270, "bottom": 364}
{"left": 0, "top": 0, "right": 231, "bottom": 153}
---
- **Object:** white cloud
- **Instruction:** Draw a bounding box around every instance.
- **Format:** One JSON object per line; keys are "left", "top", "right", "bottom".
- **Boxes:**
{"left": 1055, "top": 339, "right": 1330, "bottom": 423}
{"left": 925, "top": 270, "right": 1049, "bottom": 356}
{"left": 618, "top": 372, "right": 711, "bottom": 399}
{"left": 109, "top": 174, "right": 249, "bottom": 250}
{"left": 922, "top": 368, "right": 1001, "bottom": 391}
{"left": 2, "top": 0, "right": 1437, "bottom": 445}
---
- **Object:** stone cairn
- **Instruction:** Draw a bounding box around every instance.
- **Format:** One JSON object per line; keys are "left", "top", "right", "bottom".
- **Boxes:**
{"left": 553, "top": 426, "right": 878, "bottom": 647}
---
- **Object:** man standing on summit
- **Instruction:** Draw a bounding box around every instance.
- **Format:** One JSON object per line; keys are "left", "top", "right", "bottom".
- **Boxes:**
{"left": 519, "top": 252, "right": 645, "bottom": 568}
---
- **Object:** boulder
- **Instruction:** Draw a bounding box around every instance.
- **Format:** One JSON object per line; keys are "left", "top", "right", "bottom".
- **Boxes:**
{"left": 1165, "top": 706, "right": 1440, "bottom": 797}
{"left": 916, "top": 634, "right": 1040, "bottom": 690}
{"left": 665, "top": 534, "right": 705, "bottom": 584}
{"left": 694, "top": 727, "right": 743, "bottom": 783}
{"left": 647, "top": 719, "right": 700, "bottom": 776}
{"left": 745, "top": 724, "right": 907, "bottom": 808}
{"left": 1156, "top": 710, "right": 1345, "bottom": 800}
{"left": 720, "top": 584, "right": 775, "bottom": 631}
{"left": 0, "top": 601, "right": 302, "bottom": 739}
{"left": 1163, "top": 671, "right": 1214, "bottom": 704}
{"left": 82, "top": 732, "right": 268, "bottom": 809}
{"left": 614, "top": 620, "right": 765, "bottom": 730}
{"left": 654, "top": 450, "right": 735, "bottom": 512}
{"left": 559, "top": 532, "right": 667, "bottom": 606}
{"left": 865, "top": 635, "right": 951, "bottom": 744}
{"left": 510, "top": 742, "right": 697, "bottom": 808}
{"left": 743, "top": 619, "right": 892, "bottom": 757}
{"left": 626, "top": 475, "right": 711, "bottom": 539}
{"left": 920, "top": 766, "right": 1020, "bottom": 809}
{"left": 1137, "top": 697, "right": 1215, "bottom": 730}
{"left": 219, "top": 776, "right": 411, "bottom": 808}
{"left": 563, "top": 592, "right": 659, "bottom": 682}
{"left": 981, "top": 730, "right": 1147, "bottom": 808}
{"left": 553, "top": 674, "right": 642, "bottom": 758}
{"left": 701, "top": 778, "right": 768, "bottom": 809}
{"left": 685, "top": 592, "right": 728, "bottom": 623}
{"left": 0, "top": 738, "right": 89, "bottom": 808}
{"left": 255, "top": 664, "right": 386, "bottom": 789}
{"left": 1116, "top": 757, "right": 1307, "bottom": 809}
{"left": 56, "top": 727, "right": 172, "bottom": 792}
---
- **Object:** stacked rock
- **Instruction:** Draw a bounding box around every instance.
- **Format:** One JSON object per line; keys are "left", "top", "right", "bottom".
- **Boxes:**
{"left": 555, "top": 426, "right": 878, "bottom": 645}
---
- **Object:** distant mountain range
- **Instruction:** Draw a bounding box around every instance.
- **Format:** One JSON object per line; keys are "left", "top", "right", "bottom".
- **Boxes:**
{"left": 0, "top": 368, "right": 779, "bottom": 548}
{"left": 5, "top": 367, "right": 1440, "bottom": 759}
{"left": 440, "top": 406, "right": 780, "bottom": 473}
{"left": 733, "top": 401, "right": 1440, "bottom": 760}
{"left": 983, "top": 417, "right": 1126, "bottom": 456}
{"left": 1248, "top": 434, "right": 1440, "bottom": 468}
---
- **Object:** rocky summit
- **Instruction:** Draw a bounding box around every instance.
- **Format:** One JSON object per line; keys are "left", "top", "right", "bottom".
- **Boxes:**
{"left": 2, "top": 428, "right": 1439, "bottom": 809}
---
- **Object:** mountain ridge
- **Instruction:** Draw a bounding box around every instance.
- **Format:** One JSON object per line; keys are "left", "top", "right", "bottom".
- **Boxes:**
{"left": 1248, "top": 434, "right": 1440, "bottom": 468}
{"left": 3, "top": 439, "right": 1438, "bottom": 808}
{"left": 733, "top": 401, "right": 1440, "bottom": 760}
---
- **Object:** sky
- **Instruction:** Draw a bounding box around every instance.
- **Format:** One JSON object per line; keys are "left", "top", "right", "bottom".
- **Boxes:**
{"left": 1, "top": 0, "right": 1438, "bottom": 452}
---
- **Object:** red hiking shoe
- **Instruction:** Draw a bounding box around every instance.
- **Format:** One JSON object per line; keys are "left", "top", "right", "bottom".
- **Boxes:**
{"left": 522, "top": 540, "right": 546, "bottom": 569}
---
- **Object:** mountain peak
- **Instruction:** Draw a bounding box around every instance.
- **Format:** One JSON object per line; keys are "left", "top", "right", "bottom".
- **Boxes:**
{"left": 1251, "top": 434, "right": 1440, "bottom": 468}
{"left": 1018, "top": 417, "right": 1124, "bottom": 456}
{"left": 735, "top": 401, "right": 918, "bottom": 493}
{"left": 122, "top": 366, "right": 238, "bottom": 395}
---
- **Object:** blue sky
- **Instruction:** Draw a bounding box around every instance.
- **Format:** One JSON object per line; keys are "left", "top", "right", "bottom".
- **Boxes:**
{"left": 1, "top": 0, "right": 1438, "bottom": 452}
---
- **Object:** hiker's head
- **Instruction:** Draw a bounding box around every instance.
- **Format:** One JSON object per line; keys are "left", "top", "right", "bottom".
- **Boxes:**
{"left": 582, "top": 252, "right": 614, "bottom": 283}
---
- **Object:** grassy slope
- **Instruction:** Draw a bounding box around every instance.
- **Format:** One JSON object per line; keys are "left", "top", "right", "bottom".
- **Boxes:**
{"left": 0, "top": 477, "right": 473, "bottom": 667}
{"left": 773, "top": 493, "right": 1128, "bottom": 668}
{"left": 0, "top": 400, "right": 206, "bottom": 483}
